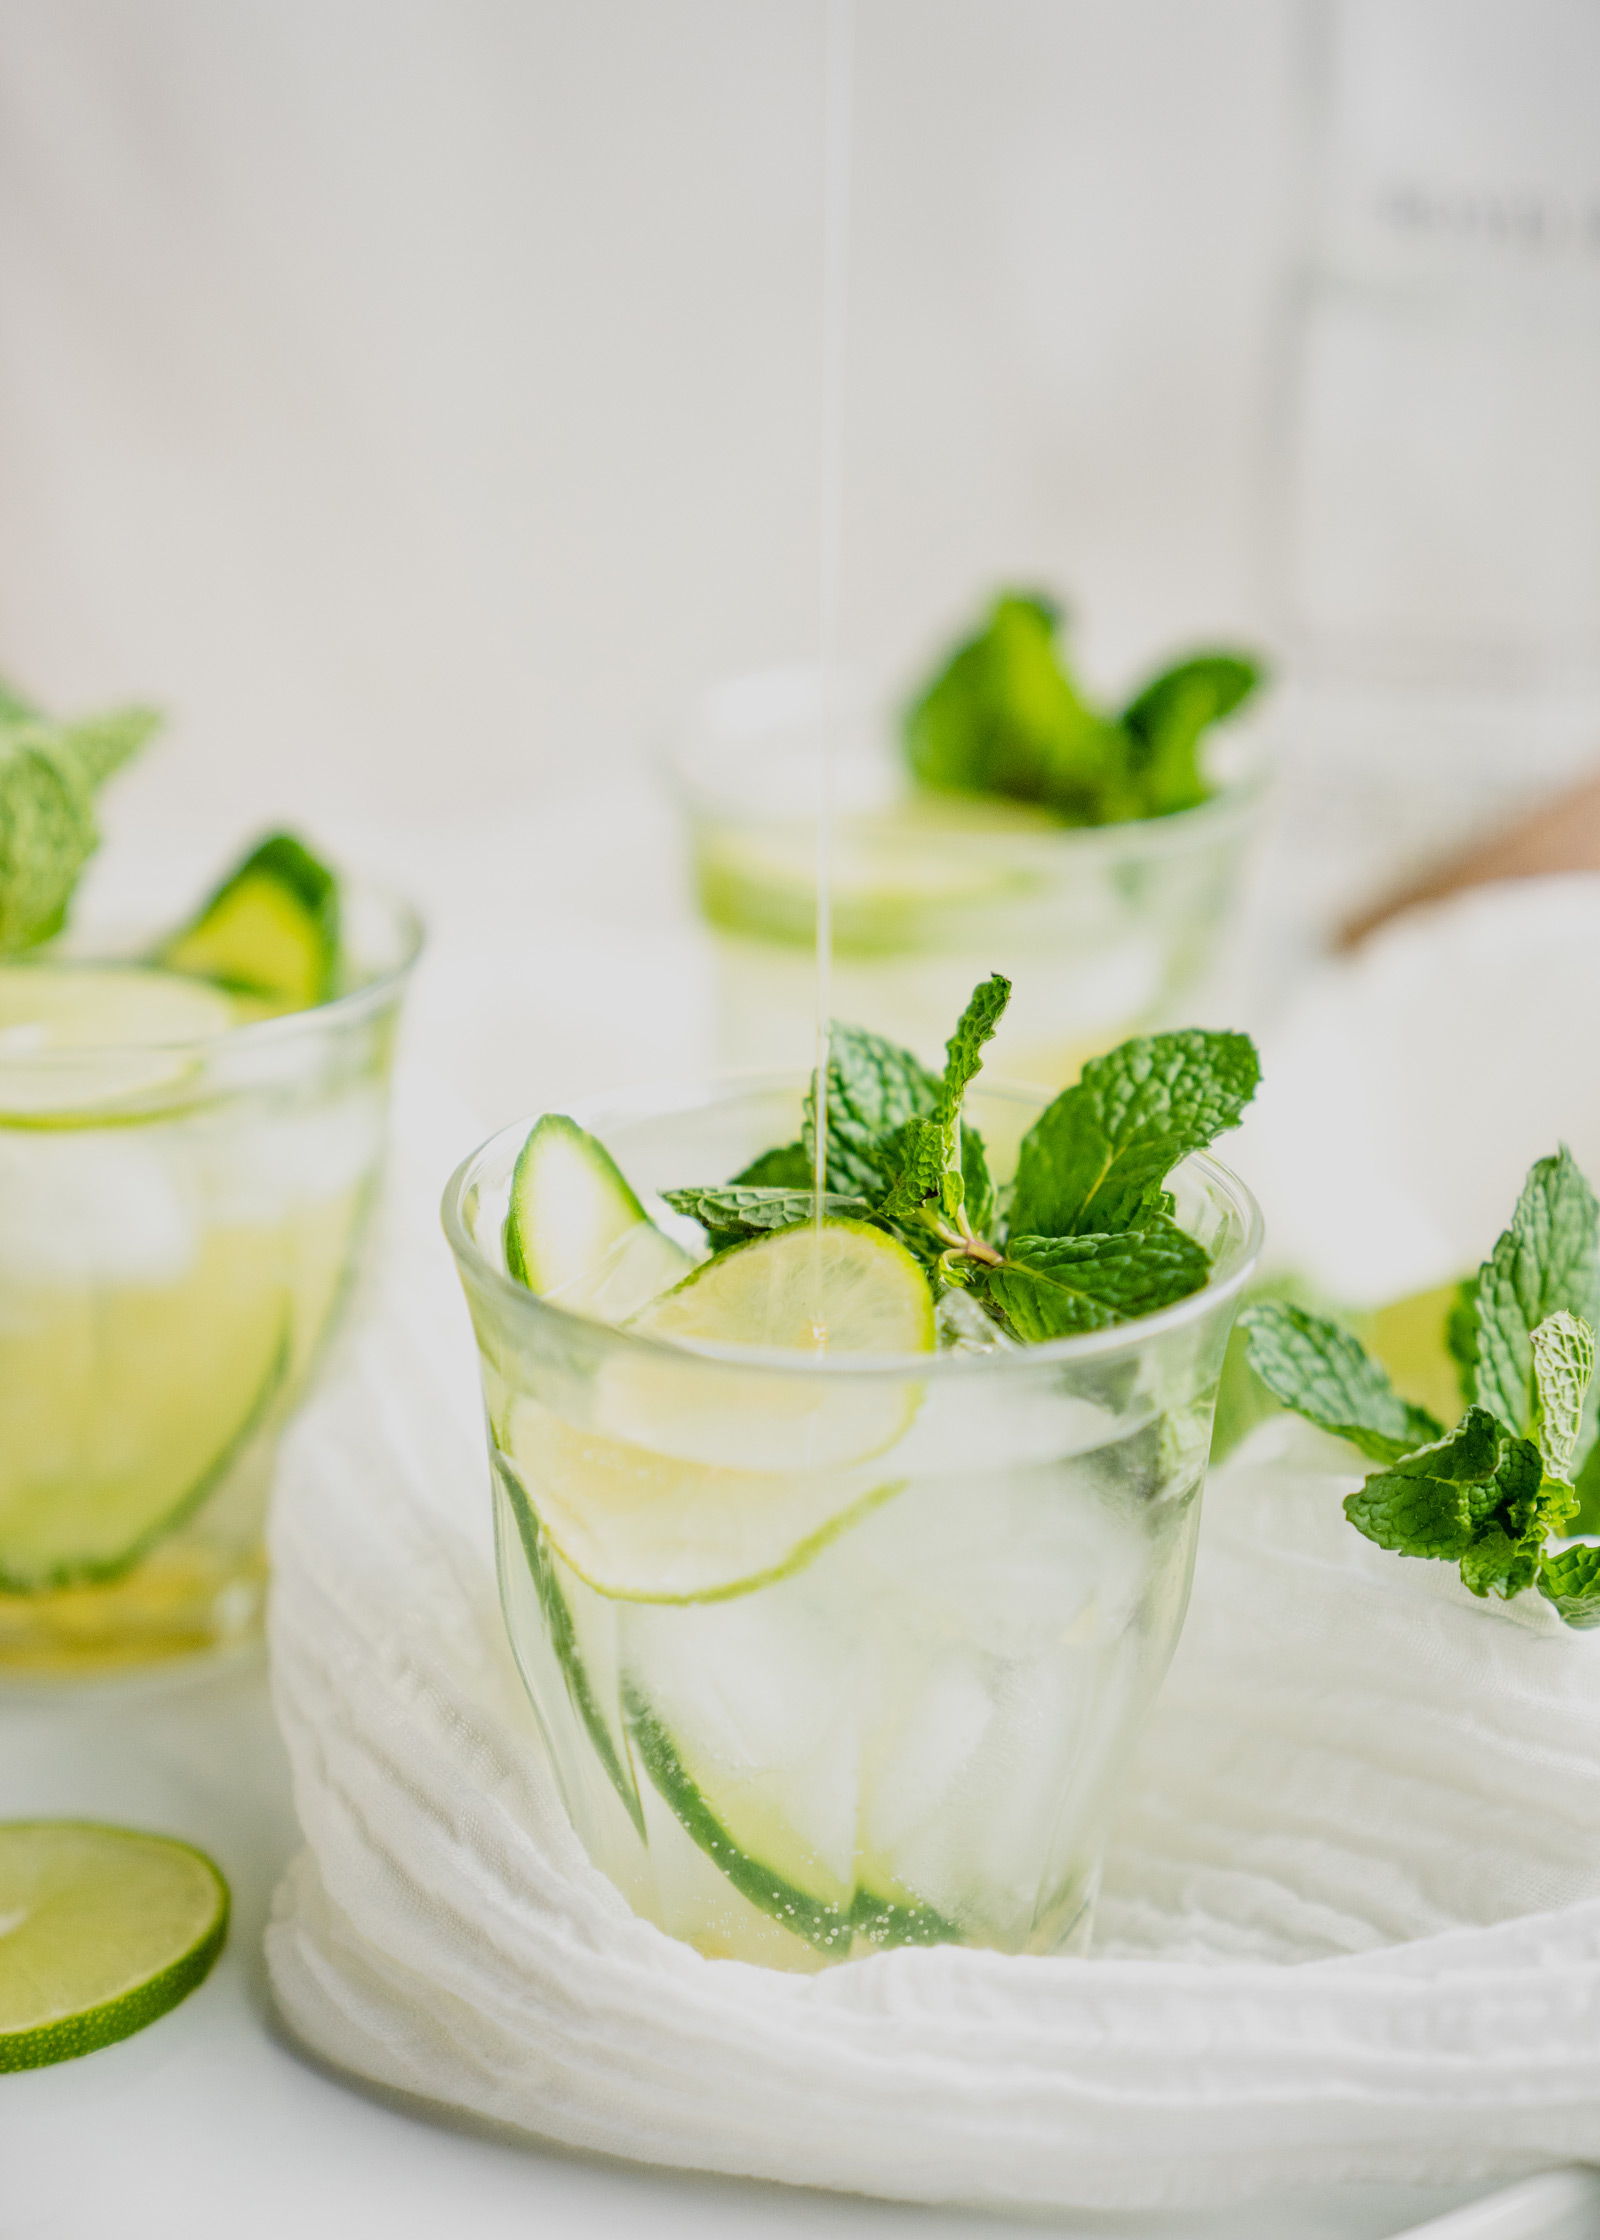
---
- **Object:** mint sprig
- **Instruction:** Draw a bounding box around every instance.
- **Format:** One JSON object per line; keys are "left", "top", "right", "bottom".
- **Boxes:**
{"left": 902, "top": 590, "right": 1263, "bottom": 828}
{"left": 1242, "top": 1148, "right": 1600, "bottom": 1628}
{"left": 877, "top": 973, "right": 1009, "bottom": 1250}
{"left": 0, "top": 678, "right": 159, "bottom": 953}
{"left": 670, "top": 978, "right": 1259, "bottom": 1346}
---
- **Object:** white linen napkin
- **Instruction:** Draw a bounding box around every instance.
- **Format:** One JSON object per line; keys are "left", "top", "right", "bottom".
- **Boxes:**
{"left": 265, "top": 879, "right": 1600, "bottom": 2212}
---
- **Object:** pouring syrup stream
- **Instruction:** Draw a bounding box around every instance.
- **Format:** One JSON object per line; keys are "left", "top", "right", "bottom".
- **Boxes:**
{"left": 809, "top": 0, "right": 854, "bottom": 1349}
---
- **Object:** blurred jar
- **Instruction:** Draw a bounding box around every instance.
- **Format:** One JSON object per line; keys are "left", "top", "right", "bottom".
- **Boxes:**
{"left": 1270, "top": 0, "right": 1600, "bottom": 926}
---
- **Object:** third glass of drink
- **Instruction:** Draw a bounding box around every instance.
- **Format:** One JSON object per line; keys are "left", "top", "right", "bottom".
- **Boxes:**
{"left": 445, "top": 978, "right": 1263, "bottom": 1968}
{"left": 676, "top": 593, "right": 1270, "bottom": 1081}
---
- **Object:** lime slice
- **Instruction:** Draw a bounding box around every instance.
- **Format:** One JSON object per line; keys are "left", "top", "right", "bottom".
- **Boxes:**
{"left": 497, "top": 1403, "right": 902, "bottom": 1603}
{"left": 0, "top": 964, "right": 235, "bottom": 1121}
{"left": 694, "top": 795, "right": 1045, "bottom": 957}
{"left": 0, "top": 1229, "right": 289, "bottom": 1592}
{"left": 505, "top": 1112, "right": 692, "bottom": 1322}
{"left": 0, "top": 1822, "right": 228, "bottom": 2070}
{"left": 159, "top": 831, "right": 338, "bottom": 1012}
{"left": 635, "top": 1217, "right": 935, "bottom": 1355}
{"left": 602, "top": 1220, "right": 934, "bottom": 1473}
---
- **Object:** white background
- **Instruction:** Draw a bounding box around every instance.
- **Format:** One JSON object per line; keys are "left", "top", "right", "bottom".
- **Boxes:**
{"left": 0, "top": 0, "right": 1298, "bottom": 838}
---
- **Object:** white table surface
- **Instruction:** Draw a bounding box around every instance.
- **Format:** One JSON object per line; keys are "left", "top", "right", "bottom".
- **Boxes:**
{"left": 0, "top": 1658, "right": 1499, "bottom": 2240}
{"left": 0, "top": 787, "right": 1570, "bottom": 2239}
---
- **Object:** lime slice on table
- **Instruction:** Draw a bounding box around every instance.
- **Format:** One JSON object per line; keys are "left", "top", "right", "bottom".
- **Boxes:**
{"left": 0, "top": 1822, "right": 228, "bottom": 2070}
{"left": 0, "top": 964, "right": 236, "bottom": 1122}
{"left": 159, "top": 831, "right": 339, "bottom": 1014}
{"left": 505, "top": 1112, "right": 693, "bottom": 1322}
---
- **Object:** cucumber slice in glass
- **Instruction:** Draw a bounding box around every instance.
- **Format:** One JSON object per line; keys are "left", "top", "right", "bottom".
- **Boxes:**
{"left": 160, "top": 831, "right": 339, "bottom": 1012}
{"left": 504, "top": 1112, "right": 691, "bottom": 1319}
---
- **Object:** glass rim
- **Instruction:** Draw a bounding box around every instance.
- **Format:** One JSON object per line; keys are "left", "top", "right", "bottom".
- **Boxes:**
{"left": 664, "top": 688, "right": 1273, "bottom": 856}
{"left": 0, "top": 879, "right": 425, "bottom": 1066}
{"left": 440, "top": 1067, "right": 1266, "bottom": 1382}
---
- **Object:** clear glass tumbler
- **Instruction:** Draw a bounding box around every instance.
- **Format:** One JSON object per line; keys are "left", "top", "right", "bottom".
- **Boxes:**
{"left": 674, "top": 671, "right": 1269, "bottom": 1083}
{"left": 444, "top": 1073, "right": 1262, "bottom": 1971}
{"left": 0, "top": 883, "right": 421, "bottom": 1675}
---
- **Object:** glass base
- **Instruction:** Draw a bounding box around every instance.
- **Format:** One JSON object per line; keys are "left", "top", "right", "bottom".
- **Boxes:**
{"left": 0, "top": 1544, "right": 267, "bottom": 1679}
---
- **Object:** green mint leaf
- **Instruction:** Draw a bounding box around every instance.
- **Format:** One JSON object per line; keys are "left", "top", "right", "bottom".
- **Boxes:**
{"left": 661, "top": 1185, "right": 874, "bottom": 1243}
{"left": 962, "top": 1123, "right": 996, "bottom": 1240}
{"left": 1239, "top": 1299, "right": 1445, "bottom": 1463}
{"left": 1473, "top": 1148, "right": 1600, "bottom": 1439}
{"left": 1009, "top": 1028, "right": 1261, "bottom": 1239}
{"left": 1120, "top": 652, "right": 1261, "bottom": 819}
{"left": 941, "top": 971, "right": 1010, "bottom": 1103}
{"left": 876, "top": 974, "right": 1010, "bottom": 1232}
{"left": 1457, "top": 1436, "right": 1547, "bottom": 1599}
{"left": 1459, "top": 1522, "right": 1542, "bottom": 1601}
{"left": 902, "top": 592, "right": 1138, "bottom": 827}
{"left": 1444, "top": 1276, "right": 1480, "bottom": 1409}
{"left": 1343, "top": 1407, "right": 1504, "bottom": 1560}
{"left": 902, "top": 596, "right": 1261, "bottom": 827}
{"left": 981, "top": 1219, "right": 1210, "bottom": 1341}
{"left": 1529, "top": 1310, "right": 1595, "bottom": 1485}
{"left": 1539, "top": 1543, "right": 1600, "bottom": 1628}
{"left": 803, "top": 1021, "right": 940, "bottom": 1198}
{"left": 729, "top": 1141, "right": 815, "bottom": 1189}
{"left": 877, "top": 1117, "right": 949, "bottom": 1222}
{"left": 0, "top": 697, "right": 160, "bottom": 953}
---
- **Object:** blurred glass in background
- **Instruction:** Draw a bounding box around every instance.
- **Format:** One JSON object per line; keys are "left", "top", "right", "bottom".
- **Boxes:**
{"left": 1269, "top": 0, "right": 1600, "bottom": 930}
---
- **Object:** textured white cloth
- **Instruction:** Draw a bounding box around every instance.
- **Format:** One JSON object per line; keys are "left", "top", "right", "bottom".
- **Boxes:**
{"left": 266, "top": 884, "right": 1600, "bottom": 2212}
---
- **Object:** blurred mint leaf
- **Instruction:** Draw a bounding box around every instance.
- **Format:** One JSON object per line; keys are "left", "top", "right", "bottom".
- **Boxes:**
{"left": 983, "top": 1219, "right": 1209, "bottom": 1340}
{"left": 1240, "top": 1298, "right": 1444, "bottom": 1463}
{"left": 0, "top": 684, "right": 160, "bottom": 953}
{"left": 1009, "top": 1028, "right": 1259, "bottom": 1239}
{"left": 903, "top": 593, "right": 1135, "bottom": 826}
{"left": 1120, "top": 652, "right": 1261, "bottom": 819}
{"left": 729, "top": 1141, "right": 814, "bottom": 1189}
{"left": 1445, "top": 1275, "right": 1481, "bottom": 1410}
{"left": 903, "top": 593, "right": 1262, "bottom": 827}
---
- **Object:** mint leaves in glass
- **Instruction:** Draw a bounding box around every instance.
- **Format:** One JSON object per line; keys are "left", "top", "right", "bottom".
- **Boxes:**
{"left": 677, "top": 597, "right": 1268, "bottom": 1083}
{"left": 444, "top": 984, "right": 1263, "bottom": 1968}
{"left": 1242, "top": 1148, "right": 1600, "bottom": 1627}
{"left": 905, "top": 591, "right": 1261, "bottom": 827}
